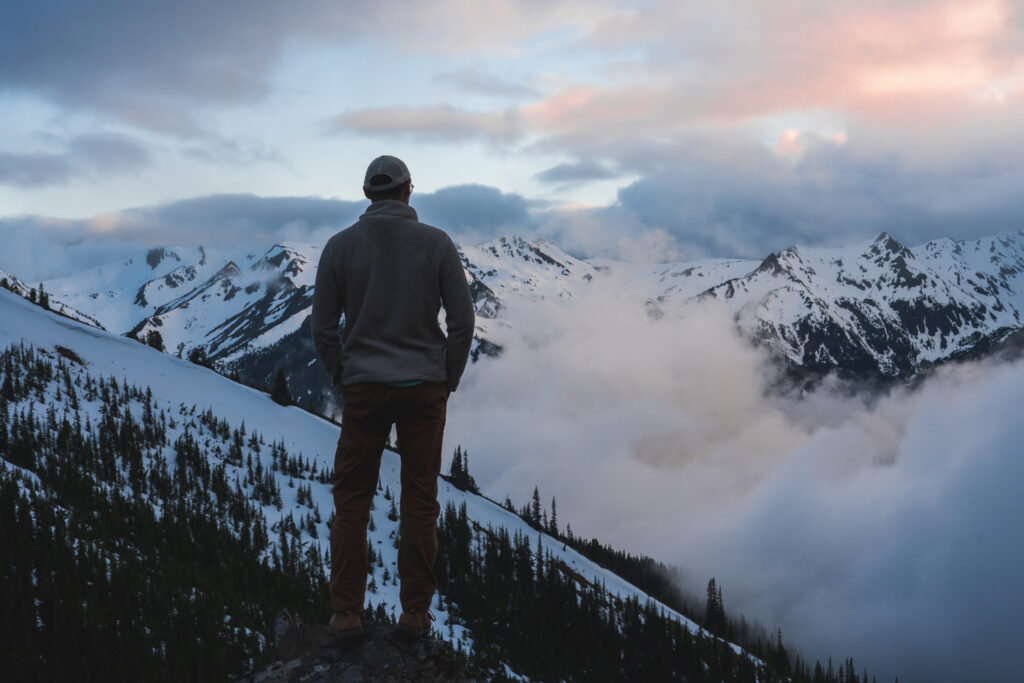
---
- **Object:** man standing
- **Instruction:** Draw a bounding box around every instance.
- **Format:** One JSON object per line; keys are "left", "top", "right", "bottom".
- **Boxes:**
{"left": 311, "top": 155, "right": 475, "bottom": 637}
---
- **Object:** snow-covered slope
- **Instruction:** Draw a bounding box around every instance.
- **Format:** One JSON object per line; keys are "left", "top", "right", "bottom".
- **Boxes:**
{"left": 459, "top": 235, "right": 600, "bottom": 306}
{"left": 43, "top": 246, "right": 215, "bottom": 333}
{"left": 129, "top": 243, "right": 320, "bottom": 362}
{"left": 0, "top": 288, "right": 719, "bottom": 663}
{"left": 698, "top": 231, "right": 1024, "bottom": 376}
{"left": 2, "top": 267, "right": 104, "bottom": 328}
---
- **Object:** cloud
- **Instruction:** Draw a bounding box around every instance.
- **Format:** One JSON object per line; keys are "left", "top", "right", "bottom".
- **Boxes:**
{"left": 448, "top": 278, "right": 1024, "bottom": 682}
{"left": 415, "top": 184, "right": 535, "bottom": 246}
{"left": 181, "top": 134, "right": 283, "bottom": 166}
{"left": 0, "top": 151, "right": 76, "bottom": 188}
{"left": 0, "top": 0, "right": 604, "bottom": 134}
{"left": 534, "top": 160, "right": 621, "bottom": 184}
{"left": 0, "top": 1, "right": 297, "bottom": 134}
{"left": 679, "top": 360, "right": 1024, "bottom": 683}
{"left": 433, "top": 68, "right": 539, "bottom": 98}
{"left": 535, "top": 204, "right": 687, "bottom": 263}
{"left": 327, "top": 105, "right": 524, "bottom": 144}
{"left": 577, "top": 0, "right": 1024, "bottom": 124}
{"left": 0, "top": 185, "right": 538, "bottom": 279}
{"left": 526, "top": 131, "right": 1024, "bottom": 261}
{"left": 121, "top": 194, "right": 367, "bottom": 246}
{"left": 0, "top": 133, "right": 151, "bottom": 188}
{"left": 66, "top": 133, "right": 152, "bottom": 172}
{"left": 0, "top": 216, "right": 143, "bottom": 281}
{"left": 0, "top": 195, "right": 366, "bottom": 280}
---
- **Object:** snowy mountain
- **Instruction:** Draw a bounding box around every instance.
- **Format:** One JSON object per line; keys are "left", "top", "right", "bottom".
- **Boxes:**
{"left": 15, "top": 229, "right": 1024, "bottom": 416}
{"left": 2, "top": 267, "right": 104, "bottom": 328}
{"left": 7, "top": 288, "right": 827, "bottom": 680}
{"left": 696, "top": 231, "right": 1024, "bottom": 378}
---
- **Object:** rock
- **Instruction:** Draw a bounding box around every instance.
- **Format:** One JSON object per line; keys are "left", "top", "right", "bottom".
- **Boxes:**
{"left": 236, "top": 617, "right": 486, "bottom": 683}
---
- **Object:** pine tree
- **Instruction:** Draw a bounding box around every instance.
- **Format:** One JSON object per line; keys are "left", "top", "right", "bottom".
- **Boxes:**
{"left": 270, "top": 369, "right": 291, "bottom": 406}
{"left": 143, "top": 330, "right": 165, "bottom": 352}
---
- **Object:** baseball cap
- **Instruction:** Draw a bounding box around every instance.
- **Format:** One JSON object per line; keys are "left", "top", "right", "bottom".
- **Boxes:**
{"left": 363, "top": 155, "right": 411, "bottom": 191}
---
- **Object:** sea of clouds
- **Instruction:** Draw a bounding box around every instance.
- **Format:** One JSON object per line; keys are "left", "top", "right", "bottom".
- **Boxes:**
{"left": 448, "top": 279, "right": 1024, "bottom": 683}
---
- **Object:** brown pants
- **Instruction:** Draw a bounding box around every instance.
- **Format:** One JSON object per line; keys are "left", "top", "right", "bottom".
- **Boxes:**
{"left": 329, "top": 381, "right": 448, "bottom": 614}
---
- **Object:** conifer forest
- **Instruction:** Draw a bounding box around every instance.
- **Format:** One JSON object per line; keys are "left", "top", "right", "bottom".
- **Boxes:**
{"left": 2, "top": 341, "right": 879, "bottom": 682}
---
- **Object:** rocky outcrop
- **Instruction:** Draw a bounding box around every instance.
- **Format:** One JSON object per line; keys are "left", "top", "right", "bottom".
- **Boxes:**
{"left": 235, "top": 613, "right": 490, "bottom": 683}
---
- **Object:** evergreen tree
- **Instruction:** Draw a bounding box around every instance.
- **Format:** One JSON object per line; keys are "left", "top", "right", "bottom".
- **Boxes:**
{"left": 447, "top": 445, "right": 479, "bottom": 493}
{"left": 270, "top": 369, "right": 291, "bottom": 406}
{"left": 143, "top": 330, "right": 165, "bottom": 352}
{"left": 187, "top": 345, "right": 212, "bottom": 368}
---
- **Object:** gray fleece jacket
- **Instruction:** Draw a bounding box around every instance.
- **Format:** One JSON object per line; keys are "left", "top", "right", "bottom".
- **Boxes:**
{"left": 311, "top": 200, "right": 475, "bottom": 392}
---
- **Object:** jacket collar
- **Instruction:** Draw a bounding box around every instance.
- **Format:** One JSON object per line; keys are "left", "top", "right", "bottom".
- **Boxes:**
{"left": 361, "top": 200, "right": 418, "bottom": 221}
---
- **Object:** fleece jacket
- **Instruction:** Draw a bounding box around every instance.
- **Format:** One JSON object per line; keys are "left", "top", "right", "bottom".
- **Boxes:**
{"left": 311, "top": 200, "right": 475, "bottom": 393}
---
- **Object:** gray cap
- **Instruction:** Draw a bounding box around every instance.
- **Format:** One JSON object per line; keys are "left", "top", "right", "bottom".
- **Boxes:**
{"left": 363, "top": 155, "right": 411, "bottom": 191}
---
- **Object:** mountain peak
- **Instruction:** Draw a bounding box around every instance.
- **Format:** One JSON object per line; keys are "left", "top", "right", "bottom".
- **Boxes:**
{"left": 145, "top": 247, "right": 182, "bottom": 270}
{"left": 867, "top": 232, "right": 913, "bottom": 261}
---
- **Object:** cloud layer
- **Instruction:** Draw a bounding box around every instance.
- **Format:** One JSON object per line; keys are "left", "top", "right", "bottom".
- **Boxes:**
{"left": 447, "top": 284, "right": 1024, "bottom": 683}
{"left": 0, "top": 133, "right": 150, "bottom": 188}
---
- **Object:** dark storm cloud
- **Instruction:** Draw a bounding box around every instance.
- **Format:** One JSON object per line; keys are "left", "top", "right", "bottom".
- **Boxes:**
{"left": 0, "top": 133, "right": 151, "bottom": 188}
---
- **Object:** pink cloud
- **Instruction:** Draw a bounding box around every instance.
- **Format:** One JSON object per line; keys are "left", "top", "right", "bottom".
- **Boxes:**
{"left": 561, "top": 0, "right": 1024, "bottom": 129}
{"left": 704, "top": 0, "right": 1024, "bottom": 121}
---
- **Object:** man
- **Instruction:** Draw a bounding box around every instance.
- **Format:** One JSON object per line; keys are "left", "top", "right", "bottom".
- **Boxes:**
{"left": 311, "top": 155, "right": 475, "bottom": 638}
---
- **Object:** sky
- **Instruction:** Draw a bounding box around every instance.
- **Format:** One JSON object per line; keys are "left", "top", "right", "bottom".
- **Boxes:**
{"left": 3, "top": 0, "right": 1024, "bottom": 273}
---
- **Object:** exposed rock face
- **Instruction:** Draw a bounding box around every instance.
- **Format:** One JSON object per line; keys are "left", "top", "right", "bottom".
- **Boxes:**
{"left": 235, "top": 614, "right": 489, "bottom": 683}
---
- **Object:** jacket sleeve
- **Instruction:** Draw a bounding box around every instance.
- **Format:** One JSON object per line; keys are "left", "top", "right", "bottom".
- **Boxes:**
{"left": 311, "top": 242, "right": 346, "bottom": 392}
{"left": 440, "top": 238, "right": 475, "bottom": 392}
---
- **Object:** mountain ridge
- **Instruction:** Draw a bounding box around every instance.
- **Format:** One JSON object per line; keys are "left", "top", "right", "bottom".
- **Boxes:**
{"left": 10, "top": 228, "right": 1024, "bottom": 416}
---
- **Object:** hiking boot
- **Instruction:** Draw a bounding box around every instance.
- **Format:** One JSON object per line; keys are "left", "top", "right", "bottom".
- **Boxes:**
{"left": 396, "top": 610, "right": 434, "bottom": 639}
{"left": 328, "top": 610, "right": 363, "bottom": 637}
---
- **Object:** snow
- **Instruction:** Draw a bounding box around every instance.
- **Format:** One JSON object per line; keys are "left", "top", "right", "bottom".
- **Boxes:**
{"left": 25, "top": 229, "right": 1024, "bottom": 384}
{"left": 0, "top": 286, "right": 730, "bottom": 662}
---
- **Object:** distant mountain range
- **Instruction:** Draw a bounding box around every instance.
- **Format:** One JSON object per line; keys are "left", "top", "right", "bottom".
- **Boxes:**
{"left": 4, "top": 228, "right": 1024, "bottom": 415}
